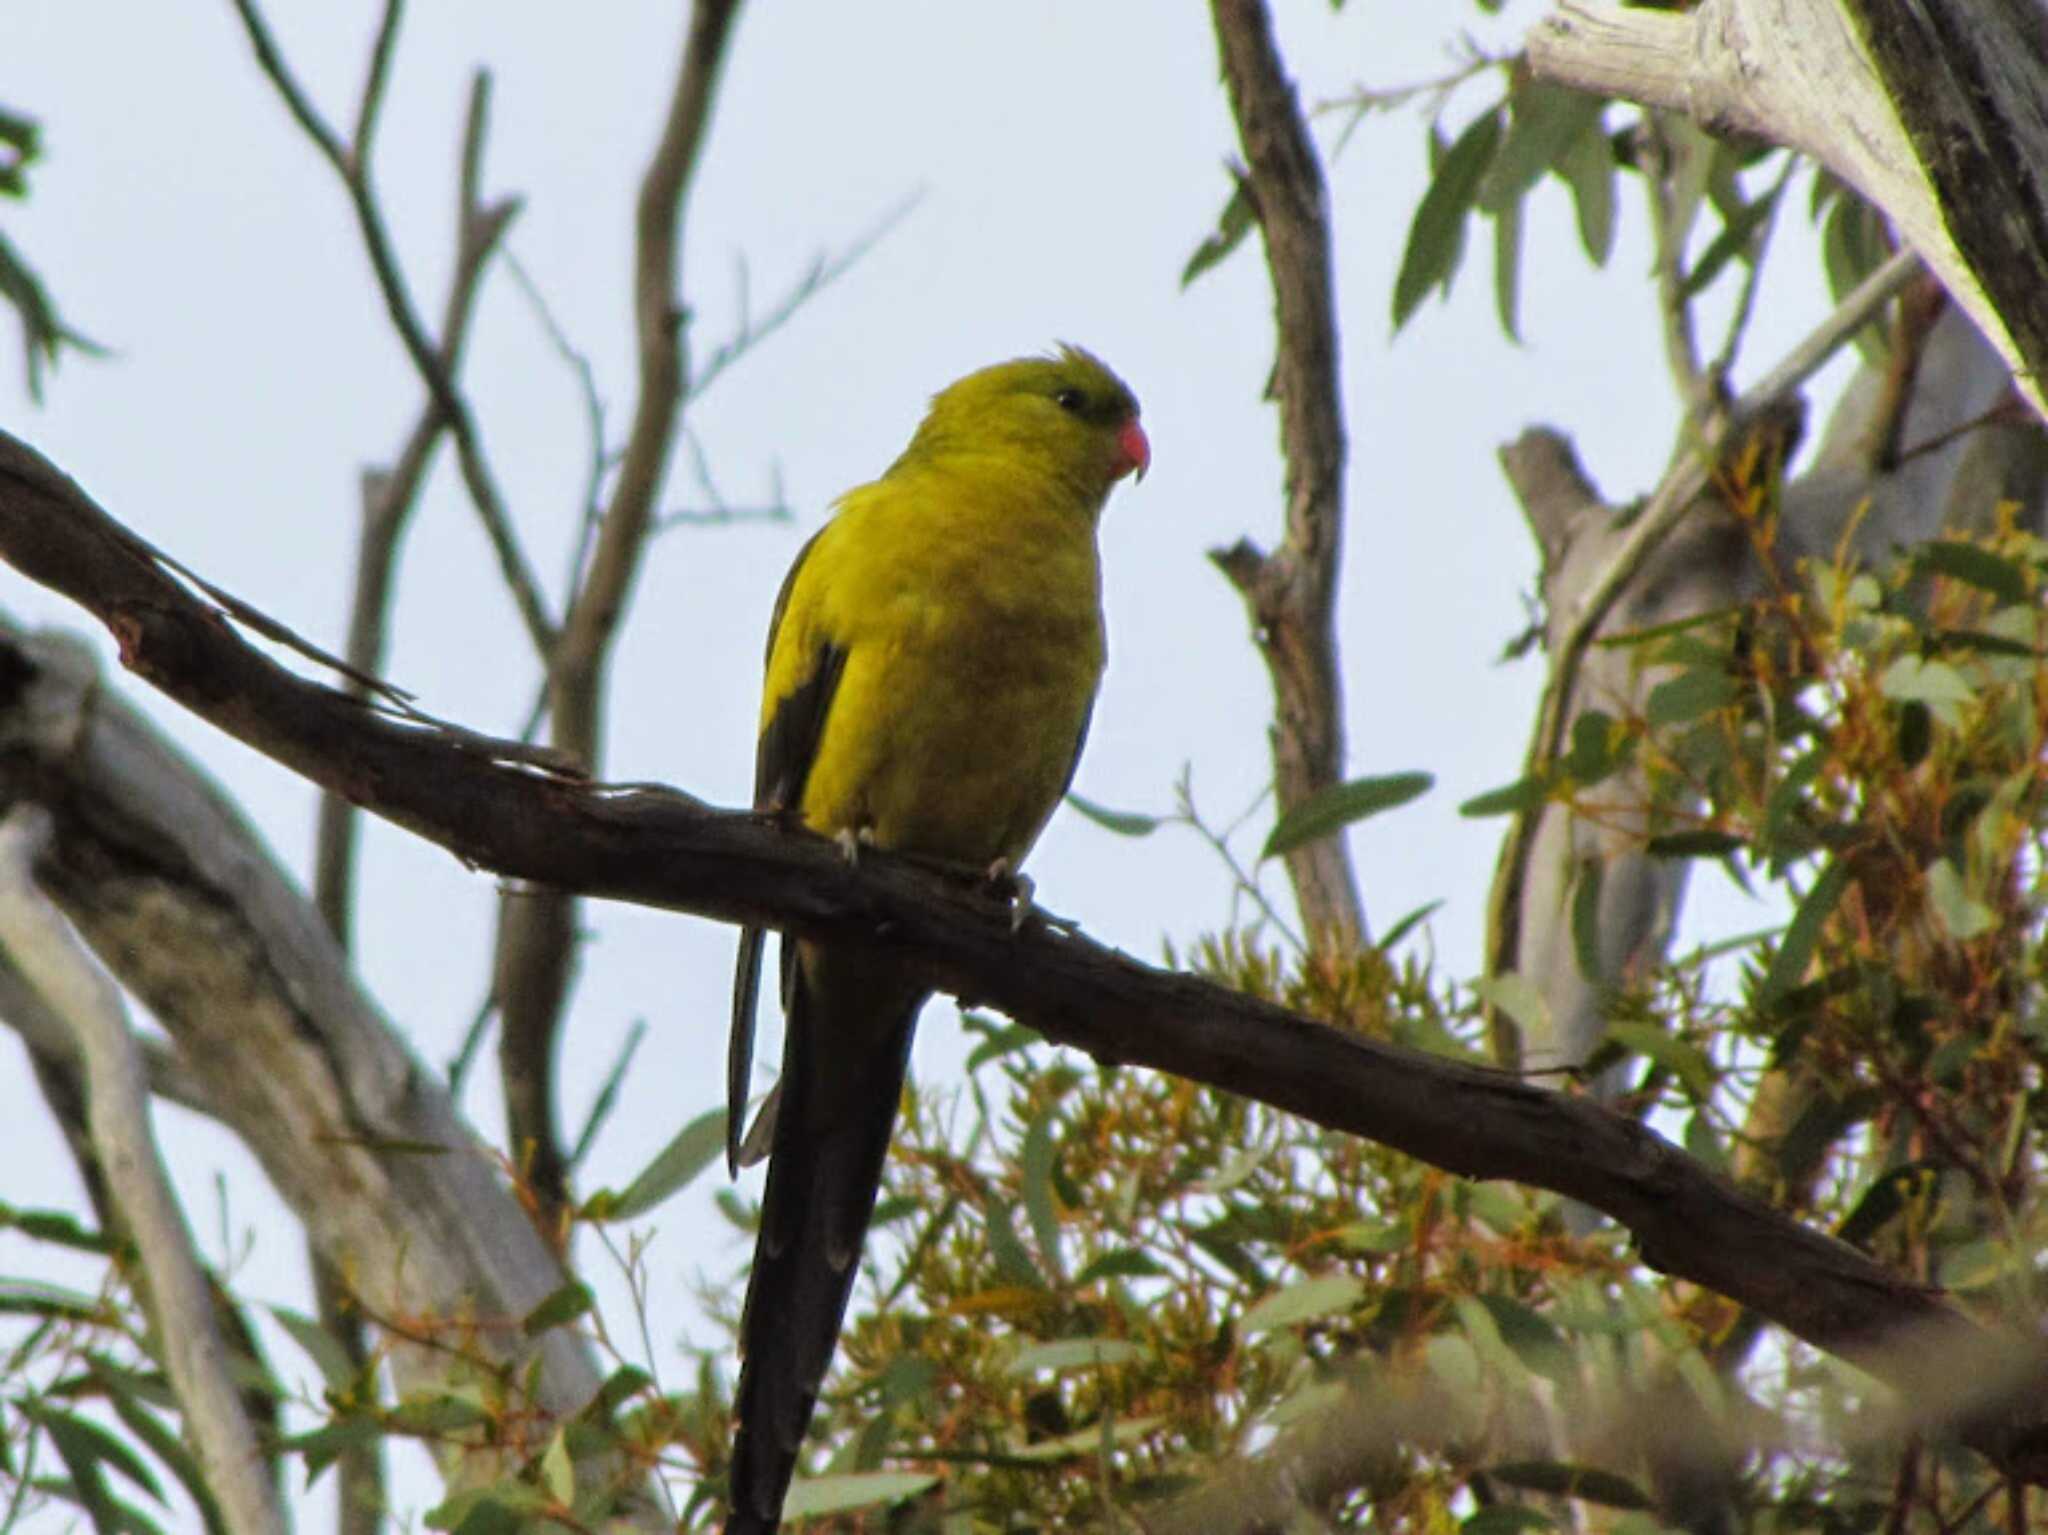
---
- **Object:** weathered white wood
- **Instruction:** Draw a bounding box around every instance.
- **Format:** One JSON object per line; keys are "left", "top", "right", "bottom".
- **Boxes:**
{"left": 0, "top": 806, "right": 287, "bottom": 1535}
{"left": 0, "top": 617, "right": 666, "bottom": 1522}
{"left": 1528, "top": 0, "right": 2048, "bottom": 421}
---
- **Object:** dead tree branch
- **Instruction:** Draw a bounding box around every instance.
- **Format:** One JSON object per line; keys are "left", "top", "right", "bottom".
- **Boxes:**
{"left": 1207, "top": 0, "right": 1363, "bottom": 949}
{"left": 0, "top": 806, "right": 287, "bottom": 1535}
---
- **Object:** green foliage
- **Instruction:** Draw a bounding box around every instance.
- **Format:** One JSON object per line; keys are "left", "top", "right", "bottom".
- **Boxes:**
{"left": 1385, "top": 65, "right": 1623, "bottom": 340}
{"left": 1394, "top": 106, "right": 1506, "bottom": 332}
{"left": 1262, "top": 770, "right": 1434, "bottom": 861}
{"left": 1373, "top": 55, "right": 1885, "bottom": 393}
{"left": 1180, "top": 177, "right": 1255, "bottom": 290}
{"left": 0, "top": 105, "right": 102, "bottom": 402}
{"left": 583, "top": 1103, "right": 728, "bottom": 1222}
{"left": 0, "top": 1217, "right": 248, "bottom": 1534}
{"left": 1815, "top": 170, "right": 1895, "bottom": 367}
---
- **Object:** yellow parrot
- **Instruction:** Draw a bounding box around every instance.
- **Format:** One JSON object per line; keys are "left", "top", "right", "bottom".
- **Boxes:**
{"left": 725, "top": 346, "right": 1148, "bottom": 1531}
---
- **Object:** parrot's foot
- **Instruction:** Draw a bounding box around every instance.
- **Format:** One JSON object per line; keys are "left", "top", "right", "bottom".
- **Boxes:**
{"left": 984, "top": 858, "right": 1035, "bottom": 933}
{"left": 834, "top": 825, "right": 876, "bottom": 865}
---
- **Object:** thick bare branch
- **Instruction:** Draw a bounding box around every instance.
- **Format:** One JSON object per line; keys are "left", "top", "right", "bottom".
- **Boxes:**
{"left": 0, "top": 806, "right": 287, "bottom": 1535}
{"left": 0, "top": 962, "right": 215, "bottom": 1118}
{"left": 5, "top": 432, "right": 2048, "bottom": 1482}
{"left": 1206, "top": 0, "right": 1361, "bottom": 950}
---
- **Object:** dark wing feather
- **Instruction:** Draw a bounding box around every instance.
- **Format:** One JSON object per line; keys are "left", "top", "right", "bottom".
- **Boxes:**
{"left": 729, "top": 529, "right": 845, "bottom": 1174}
{"left": 1056, "top": 696, "right": 1097, "bottom": 804}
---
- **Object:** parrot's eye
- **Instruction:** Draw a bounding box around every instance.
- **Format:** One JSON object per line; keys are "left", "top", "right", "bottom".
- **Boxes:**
{"left": 1053, "top": 387, "right": 1085, "bottom": 413}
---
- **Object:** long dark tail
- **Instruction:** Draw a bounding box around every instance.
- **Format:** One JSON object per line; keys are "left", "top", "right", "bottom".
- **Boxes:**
{"left": 727, "top": 946, "right": 922, "bottom": 1533}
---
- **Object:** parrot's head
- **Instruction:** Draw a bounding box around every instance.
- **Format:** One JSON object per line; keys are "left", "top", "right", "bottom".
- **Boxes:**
{"left": 904, "top": 344, "right": 1149, "bottom": 498}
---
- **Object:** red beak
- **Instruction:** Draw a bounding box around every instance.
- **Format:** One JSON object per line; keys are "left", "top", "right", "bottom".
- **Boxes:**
{"left": 1117, "top": 418, "right": 1151, "bottom": 482}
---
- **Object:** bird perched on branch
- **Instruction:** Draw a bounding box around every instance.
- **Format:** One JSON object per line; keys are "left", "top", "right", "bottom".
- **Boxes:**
{"left": 725, "top": 345, "right": 1149, "bottom": 1532}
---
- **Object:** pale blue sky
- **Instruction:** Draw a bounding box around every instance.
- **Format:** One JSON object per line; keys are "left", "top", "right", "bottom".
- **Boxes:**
{"left": 1, "top": 3, "right": 1844, "bottom": 1526}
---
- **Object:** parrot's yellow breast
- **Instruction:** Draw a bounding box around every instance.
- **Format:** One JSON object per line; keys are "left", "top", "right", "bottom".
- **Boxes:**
{"left": 762, "top": 460, "right": 1106, "bottom": 869}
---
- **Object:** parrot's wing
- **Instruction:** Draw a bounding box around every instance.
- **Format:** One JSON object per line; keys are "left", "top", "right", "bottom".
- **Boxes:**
{"left": 730, "top": 528, "right": 846, "bottom": 1175}
{"left": 1056, "top": 695, "right": 1097, "bottom": 804}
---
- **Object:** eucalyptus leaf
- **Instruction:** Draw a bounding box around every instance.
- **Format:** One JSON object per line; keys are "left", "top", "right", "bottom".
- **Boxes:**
{"left": 588, "top": 1103, "right": 726, "bottom": 1221}
{"left": 1556, "top": 120, "right": 1616, "bottom": 264}
{"left": 1264, "top": 771, "right": 1433, "bottom": 859}
{"left": 1460, "top": 776, "right": 1547, "bottom": 818}
{"left": 1239, "top": 1273, "right": 1366, "bottom": 1334}
{"left": 1481, "top": 82, "right": 1605, "bottom": 212}
{"left": 1066, "top": 791, "right": 1163, "bottom": 838}
{"left": 1181, "top": 178, "right": 1255, "bottom": 289}
{"left": 782, "top": 1471, "right": 940, "bottom": 1518}
{"left": 1760, "top": 859, "right": 1852, "bottom": 1007}
{"left": 1927, "top": 858, "right": 1996, "bottom": 941}
{"left": 1394, "top": 108, "right": 1504, "bottom": 331}
{"left": 1006, "top": 1337, "right": 1143, "bottom": 1375}
{"left": 1912, "top": 540, "right": 2030, "bottom": 603}
{"left": 1646, "top": 667, "right": 1739, "bottom": 727}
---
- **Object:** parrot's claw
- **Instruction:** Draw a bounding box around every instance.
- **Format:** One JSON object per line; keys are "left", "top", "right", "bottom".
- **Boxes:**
{"left": 984, "top": 859, "right": 1036, "bottom": 933}
{"left": 834, "top": 825, "right": 876, "bottom": 865}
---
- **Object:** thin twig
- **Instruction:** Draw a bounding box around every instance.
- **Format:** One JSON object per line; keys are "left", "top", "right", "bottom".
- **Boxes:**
{"left": 1173, "top": 769, "right": 1306, "bottom": 955}
{"left": 657, "top": 423, "right": 790, "bottom": 534}
{"left": 1708, "top": 150, "right": 1800, "bottom": 384}
{"left": 1645, "top": 112, "right": 1709, "bottom": 417}
{"left": 654, "top": 505, "right": 791, "bottom": 531}
{"left": 0, "top": 807, "right": 287, "bottom": 1535}
{"left": 310, "top": 1245, "right": 385, "bottom": 1535}
{"left": 299, "top": 52, "right": 480, "bottom": 1504}
{"left": 569, "top": 1019, "right": 647, "bottom": 1170}
{"left": 224, "top": 0, "right": 557, "bottom": 657}
{"left": 502, "top": 250, "right": 612, "bottom": 595}
{"left": 1484, "top": 246, "right": 1921, "bottom": 979}
{"left": 685, "top": 190, "right": 922, "bottom": 405}
{"left": 1314, "top": 51, "right": 1497, "bottom": 146}
{"left": 445, "top": 986, "right": 497, "bottom": 1097}
{"left": 351, "top": 0, "right": 406, "bottom": 163}
{"left": 556, "top": 0, "right": 744, "bottom": 697}
{"left": 224, "top": 0, "right": 348, "bottom": 171}
{"left": 315, "top": 69, "right": 518, "bottom": 944}
{"left": 1893, "top": 393, "right": 2037, "bottom": 469}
